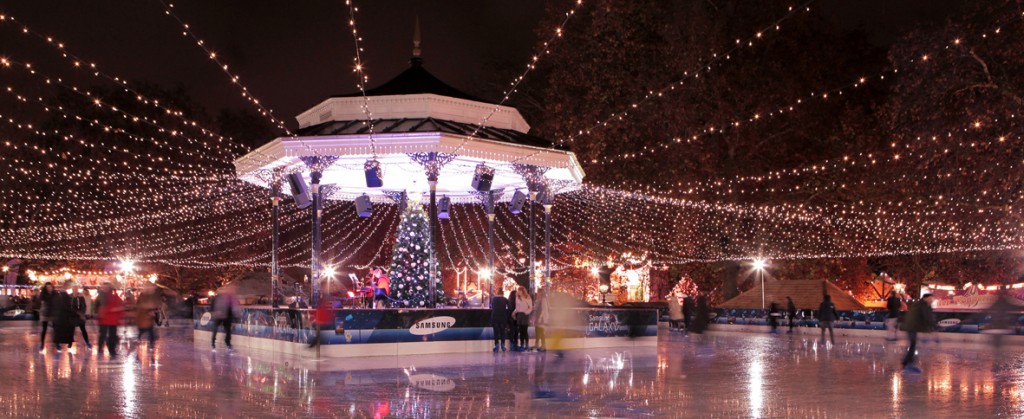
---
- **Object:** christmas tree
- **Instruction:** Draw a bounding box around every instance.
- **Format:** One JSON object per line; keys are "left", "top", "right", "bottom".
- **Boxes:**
{"left": 387, "top": 199, "right": 444, "bottom": 307}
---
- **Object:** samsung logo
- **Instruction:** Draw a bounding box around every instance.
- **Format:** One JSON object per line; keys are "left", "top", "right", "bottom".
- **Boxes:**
{"left": 938, "top": 319, "right": 961, "bottom": 327}
{"left": 408, "top": 373, "right": 456, "bottom": 392}
{"left": 410, "top": 316, "right": 456, "bottom": 335}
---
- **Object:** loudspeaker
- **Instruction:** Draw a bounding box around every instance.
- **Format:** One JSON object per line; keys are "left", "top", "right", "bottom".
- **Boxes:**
{"left": 472, "top": 164, "right": 494, "bottom": 192}
{"left": 287, "top": 173, "right": 312, "bottom": 209}
{"left": 364, "top": 159, "right": 383, "bottom": 188}
{"left": 531, "top": 184, "right": 547, "bottom": 202}
{"left": 438, "top": 196, "right": 451, "bottom": 219}
{"left": 509, "top": 190, "right": 527, "bottom": 214}
{"left": 355, "top": 194, "right": 373, "bottom": 217}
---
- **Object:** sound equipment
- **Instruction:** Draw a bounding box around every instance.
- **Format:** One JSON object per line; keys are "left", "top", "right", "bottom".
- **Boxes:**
{"left": 438, "top": 196, "right": 451, "bottom": 219}
{"left": 472, "top": 164, "right": 494, "bottom": 192}
{"left": 355, "top": 194, "right": 373, "bottom": 217}
{"left": 287, "top": 172, "right": 312, "bottom": 209}
{"left": 509, "top": 190, "right": 527, "bottom": 214}
{"left": 364, "top": 159, "right": 383, "bottom": 188}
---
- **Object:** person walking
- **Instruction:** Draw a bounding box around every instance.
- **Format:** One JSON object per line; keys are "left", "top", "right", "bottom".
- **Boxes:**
{"left": 94, "top": 282, "right": 124, "bottom": 357}
{"left": 885, "top": 292, "right": 902, "bottom": 341}
{"left": 512, "top": 286, "right": 534, "bottom": 351}
{"left": 901, "top": 294, "right": 936, "bottom": 373}
{"left": 786, "top": 296, "right": 798, "bottom": 333}
{"left": 71, "top": 287, "right": 92, "bottom": 350}
{"left": 37, "top": 282, "right": 55, "bottom": 352}
{"left": 491, "top": 293, "right": 511, "bottom": 352}
{"left": 533, "top": 288, "right": 549, "bottom": 351}
{"left": 817, "top": 294, "right": 839, "bottom": 344}
{"left": 211, "top": 283, "right": 241, "bottom": 352}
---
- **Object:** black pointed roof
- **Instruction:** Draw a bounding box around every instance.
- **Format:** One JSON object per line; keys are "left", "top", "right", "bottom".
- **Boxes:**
{"left": 334, "top": 58, "right": 493, "bottom": 103}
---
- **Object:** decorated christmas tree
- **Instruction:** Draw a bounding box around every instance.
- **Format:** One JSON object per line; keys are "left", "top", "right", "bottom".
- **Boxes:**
{"left": 387, "top": 199, "right": 444, "bottom": 307}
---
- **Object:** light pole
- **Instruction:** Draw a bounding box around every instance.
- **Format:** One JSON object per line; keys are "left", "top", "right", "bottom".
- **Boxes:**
{"left": 753, "top": 258, "right": 768, "bottom": 310}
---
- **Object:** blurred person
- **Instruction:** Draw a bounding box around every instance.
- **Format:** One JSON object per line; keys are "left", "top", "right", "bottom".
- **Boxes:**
{"left": 984, "top": 289, "right": 1019, "bottom": 368}
{"left": 211, "top": 283, "right": 242, "bottom": 352}
{"left": 901, "top": 294, "right": 936, "bottom": 373}
{"left": 308, "top": 294, "right": 335, "bottom": 349}
{"left": 767, "top": 301, "right": 781, "bottom": 334}
{"left": 786, "top": 296, "right": 798, "bottom": 333}
{"left": 94, "top": 282, "right": 125, "bottom": 357}
{"left": 667, "top": 292, "right": 683, "bottom": 330}
{"left": 70, "top": 288, "right": 92, "bottom": 349}
{"left": 682, "top": 295, "right": 695, "bottom": 331}
{"left": 37, "top": 282, "right": 55, "bottom": 352}
{"left": 885, "top": 291, "right": 902, "bottom": 341}
{"left": 371, "top": 268, "right": 390, "bottom": 309}
{"left": 490, "top": 292, "right": 510, "bottom": 352}
{"left": 49, "top": 282, "right": 76, "bottom": 352}
{"left": 512, "top": 286, "right": 533, "bottom": 351}
{"left": 691, "top": 294, "right": 710, "bottom": 334}
{"left": 135, "top": 284, "right": 161, "bottom": 347}
{"left": 533, "top": 288, "right": 550, "bottom": 351}
{"left": 508, "top": 284, "right": 520, "bottom": 351}
{"left": 817, "top": 294, "right": 839, "bottom": 344}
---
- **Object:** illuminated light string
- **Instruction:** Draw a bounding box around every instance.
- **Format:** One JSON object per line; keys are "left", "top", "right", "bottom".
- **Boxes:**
{"left": 155, "top": 1, "right": 291, "bottom": 134}
{"left": 0, "top": 14, "right": 281, "bottom": 168}
{"left": 556, "top": 1, "right": 816, "bottom": 147}
{"left": 342, "top": 0, "right": 378, "bottom": 158}
{"left": 441, "top": 205, "right": 485, "bottom": 269}
{"left": 0, "top": 60, "right": 242, "bottom": 164}
{"left": 587, "top": 11, "right": 1018, "bottom": 165}
{"left": 451, "top": 0, "right": 585, "bottom": 156}
{"left": 463, "top": 204, "right": 524, "bottom": 272}
{"left": 331, "top": 206, "right": 402, "bottom": 269}
{"left": 318, "top": 203, "right": 398, "bottom": 267}
{"left": 492, "top": 205, "right": 575, "bottom": 271}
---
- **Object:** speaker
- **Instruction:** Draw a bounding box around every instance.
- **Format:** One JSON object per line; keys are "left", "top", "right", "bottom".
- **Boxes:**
{"left": 438, "top": 196, "right": 451, "bottom": 219}
{"left": 355, "top": 194, "right": 373, "bottom": 217}
{"left": 471, "top": 164, "right": 494, "bottom": 192}
{"left": 509, "top": 190, "right": 527, "bottom": 214}
{"left": 287, "top": 173, "right": 312, "bottom": 209}
{"left": 364, "top": 159, "right": 383, "bottom": 188}
{"left": 531, "top": 184, "right": 547, "bottom": 202}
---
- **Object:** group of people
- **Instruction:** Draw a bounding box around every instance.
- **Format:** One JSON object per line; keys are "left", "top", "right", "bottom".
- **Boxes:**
{"left": 665, "top": 293, "right": 712, "bottom": 334}
{"left": 36, "top": 281, "right": 163, "bottom": 357}
{"left": 490, "top": 286, "right": 550, "bottom": 352}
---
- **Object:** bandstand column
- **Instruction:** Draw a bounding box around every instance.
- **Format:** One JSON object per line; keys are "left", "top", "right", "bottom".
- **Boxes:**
{"left": 271, "top": 176, "right": 282, "bottom": 308}
{"left": 544, "top": 200, "right": 552, "bottom": 288}
{"left": 428, "top": 175, "right": 438, "bottom": 308}
{"left": 487, "top": 190, "right": 496, "bottom": 306}
{"left": 528, "top": 190, "right": 536, "bottom": 294}
{"left": 310, "top": 170, "right": 323, "bottom": 307}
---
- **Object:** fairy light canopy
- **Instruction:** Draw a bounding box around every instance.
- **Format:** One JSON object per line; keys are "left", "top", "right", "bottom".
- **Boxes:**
{"left": 235, "top": 51, "right": 584, "bottom": 203}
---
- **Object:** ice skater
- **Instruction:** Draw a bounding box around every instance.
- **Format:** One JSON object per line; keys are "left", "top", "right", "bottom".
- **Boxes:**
{"left": 767, "top": 301, "right": 781, "bottom": 334}
{"left": 901, "top": 293, "right": 935, "bottom": 373}
{"left": 491, "top": 293, "right": 510, "bottom": 352}
{"left": 786, "top": 296, "right": 797, "bottom": 333}
{"left": 512, "top": 286, "right": 533, "bottom": 351}
{"left": 817, "top": 294, "right": 839, "bottom": 344}
{"left": 885, "top": 291, "right": 903, "bottom": 341}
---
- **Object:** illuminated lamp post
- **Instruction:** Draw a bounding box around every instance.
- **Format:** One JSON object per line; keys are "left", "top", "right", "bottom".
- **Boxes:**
{"left": 753, "top": 258, "right": 768, "bottom": 310}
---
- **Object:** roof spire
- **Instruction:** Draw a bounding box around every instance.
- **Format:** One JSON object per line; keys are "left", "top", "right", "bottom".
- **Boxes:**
{"left": 411, "top": 16, "right": 423, "bottom": 67}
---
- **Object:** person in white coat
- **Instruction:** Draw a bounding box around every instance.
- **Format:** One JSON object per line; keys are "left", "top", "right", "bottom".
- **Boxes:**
{"left": 512, "top": 286, "right": 533, "bottom": 352}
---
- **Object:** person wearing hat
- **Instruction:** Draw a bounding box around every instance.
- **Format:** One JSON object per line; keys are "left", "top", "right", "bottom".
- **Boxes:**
{"left": 900, "top": 293, "right": 936, "bottom": 373}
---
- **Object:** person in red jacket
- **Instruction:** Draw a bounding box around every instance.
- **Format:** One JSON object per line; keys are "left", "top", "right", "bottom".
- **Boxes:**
{"left": 94, "top": 282, "right": 124, "bottom": 357}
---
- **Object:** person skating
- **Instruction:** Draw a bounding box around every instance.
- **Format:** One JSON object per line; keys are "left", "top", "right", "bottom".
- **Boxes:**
{"left": 512, "top": 286, "right": 533, "bottom": 351}
{"left": 767, "top": 301, "right": 781, "bottom": 334}
{"left": 885, "top": 292, "right": 902, "bottom": 341}
{"left": 901, "top": 293, "right": 936, "bottom": 373}
{"left": 491, "top": 293, "right": 511, "bottom": 352}
{"left": 682, "top": 295, "right": 695, "bottom": 332}
{"left": 94, "top": 282, "right": 124, "bottom": 357}
{"left": 135, "top": 284, "right": 161, "bottom": 348}
{"left": 667, "top": 293, "right": 684, "bottom": 330}
{"left": 211, "top": 283, "right": 242, "bottom": 352}
{"left": 786, "top": 296, "right": 798, "bottom": 333}
{"left": 533, "top": 288, "right": 549, "bottom": 351}
{"left": 37, "top": 282, "right": 55, "bottom": 352}
{"left": 70, "top": 287, "right": 92, "bottom": 350}
{"left": 49, "top": 282, "right": 76, "bottom": 353}
{"left": 817, "top": 295, "right": 839, "bottom": 344}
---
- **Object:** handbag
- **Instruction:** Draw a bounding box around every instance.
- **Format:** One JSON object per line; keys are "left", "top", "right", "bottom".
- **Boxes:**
{"left": 515, "top": 312, "right": 529, "bottom": 325}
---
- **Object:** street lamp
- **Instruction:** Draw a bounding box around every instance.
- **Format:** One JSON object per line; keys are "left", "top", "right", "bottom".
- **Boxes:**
{"left": 753, "top": 258, "right": 768, "bottom": 310}
{"left": 599, "top": 283, "right": 610, "bottom": 305}
{"left": 323, "top": 265, "right": 337, "bottom": 297}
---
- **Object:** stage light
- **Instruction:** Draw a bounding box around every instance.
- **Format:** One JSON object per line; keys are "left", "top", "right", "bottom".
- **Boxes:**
{"left": 287, "top": 172, "right": 312, "bottom": 209}
{"left": 355, "top": 194, "right": 373, "bottom": 217}
{"left": 323, "top": 265, "right": 337, "bottom": 278}
{"left": 438, "top": 196, "right": 451, "bottom": 219}
{"left": 120, "top": 260, "right": 136, "bottom": 273}
{"left": 509, "top": 190, "right": 527, "bottom": 214}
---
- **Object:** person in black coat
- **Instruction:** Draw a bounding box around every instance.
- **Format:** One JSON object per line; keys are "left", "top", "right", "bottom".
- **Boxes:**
{"left": 682, "top": 296, "right": 695, "bottom": 331}
{"left": 691, "top": 294, "right": 710, "bottom": 334}
{"left": 49, "top": 284, "right": 76, "bottom": 351}
{"left": 786, "top": 297, "right": 798, "bottom": 333}
{"left": 491, "top": 295, "right": 511, "bottom": 352}
{"left": 507, "top": 287, "right": 519, "bottom": 351}
{"left": 885, "top": 292, "right": 902, "bottom": 341}
{"left": 817, "top": 294, "right": 840, "bottom": 344}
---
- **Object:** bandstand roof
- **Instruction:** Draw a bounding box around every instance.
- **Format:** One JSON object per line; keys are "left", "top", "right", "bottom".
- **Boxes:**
{"left": 235, "top": 59, "right": 584, "bottom": 203}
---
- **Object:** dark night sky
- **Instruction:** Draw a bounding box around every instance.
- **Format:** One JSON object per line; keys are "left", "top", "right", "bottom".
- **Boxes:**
{"left": 0, "top": 0, "right": 963, "bottom": 130}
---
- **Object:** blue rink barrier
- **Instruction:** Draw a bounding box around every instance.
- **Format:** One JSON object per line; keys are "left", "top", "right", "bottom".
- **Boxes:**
{"left": 711, "top": 308, "right": 1024, "bottom": 334}
{"left": 195, "top": 306, "right": 658, "bottom": 346}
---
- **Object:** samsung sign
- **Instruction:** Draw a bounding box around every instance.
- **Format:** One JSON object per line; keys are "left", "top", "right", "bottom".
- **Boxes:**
{"left": 410, "top": 316, "right": 456, "bottom": 335}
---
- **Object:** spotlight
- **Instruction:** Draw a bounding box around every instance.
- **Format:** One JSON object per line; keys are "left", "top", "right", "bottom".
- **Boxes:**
{"left": 471, "top": 164, "right": 494, "bottom": 192}
{"left": 509, "top": 190, "right": 527, "bottom": 214}
{"left": 355, "top": 194, "right": 373, "bottom": 217}
{"left": 287, "top": 172, "right": 312, "bottom": 209}
{"left": 438, "top": 196, "right": 451, "bottom": 219}
{"left": 364, "top": 159, "right": 383, "bottom": 188}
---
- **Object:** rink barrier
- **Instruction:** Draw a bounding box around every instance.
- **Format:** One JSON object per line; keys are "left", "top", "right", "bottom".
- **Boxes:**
{"left": 195, "top": 306, "right": 658, "bottom": 357}
{"left": 709, "top": 308, "right": 1024, "bottom": 334}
